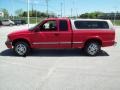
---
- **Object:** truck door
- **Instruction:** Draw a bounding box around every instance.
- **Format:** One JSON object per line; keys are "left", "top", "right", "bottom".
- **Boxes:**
{"left": 58, "top": 20, "right": 72, "bottom": 48}
{"left": 32, "top": 20, "right": 59, "bottom": 48}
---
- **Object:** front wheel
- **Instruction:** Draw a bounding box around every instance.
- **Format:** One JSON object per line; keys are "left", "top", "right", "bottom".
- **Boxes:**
{"left": 84, "top": 42, "right": 101, "bottom": 56}
{"left": 13, "top": 42, "right": 30, "bottom": 56}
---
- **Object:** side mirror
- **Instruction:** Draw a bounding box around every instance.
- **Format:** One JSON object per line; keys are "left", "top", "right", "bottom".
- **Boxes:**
{"left": 34, "top": 26, "right": 40, "bottom": 32}
{"left": 42, "top": 25, "right": 45, "bottom": 30}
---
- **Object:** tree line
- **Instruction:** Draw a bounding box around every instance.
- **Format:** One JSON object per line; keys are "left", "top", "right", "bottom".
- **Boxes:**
{"left": 0, "top": 8, "right": 55, "bottom": 18}
{"left": 1, "top": 8, "right": 120, "bottom": 20}
{"left": 79, "top": 11, "right": 120, "bottom": 20}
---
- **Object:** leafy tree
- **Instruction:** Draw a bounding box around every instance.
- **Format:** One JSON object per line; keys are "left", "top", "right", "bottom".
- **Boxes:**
{"left": 0, "top": 8, "right": 9, "bottom": 17}
{"left": 15, "top": 9, "right": 23, "bottom": 17}
{"left": 79, "top": 11, "right": 104, "bottom": 19}
{"left": 80, "top": 13, "right": 89, "bottom": 18}
{"left": 22, "top": 11, "right": 27, "bottom": 17}
{"left": 17, "top": 10, "right": 53, "bottom": 18}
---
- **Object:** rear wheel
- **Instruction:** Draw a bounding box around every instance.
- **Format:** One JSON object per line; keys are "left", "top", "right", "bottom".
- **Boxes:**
{"left": 13, "top": 41, "right": 30, "bottom": 56}
{"left": 84, "top": 42, "right": 101, "bottom": 56}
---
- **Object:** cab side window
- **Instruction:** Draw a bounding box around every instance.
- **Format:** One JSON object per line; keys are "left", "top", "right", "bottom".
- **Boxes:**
{"left": 41, "top": 20, "right": 57, "bottom": 31}
{"left": 59, "top": 20, "right": 68, "bottom": 31}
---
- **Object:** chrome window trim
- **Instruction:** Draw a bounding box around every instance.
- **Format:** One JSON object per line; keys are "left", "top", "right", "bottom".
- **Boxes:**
{"left": 70, "top": 19, "right": 113, "bottom": 30}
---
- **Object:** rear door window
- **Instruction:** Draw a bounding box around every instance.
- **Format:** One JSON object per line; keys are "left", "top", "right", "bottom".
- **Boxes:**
{"left": 74, "top": 21, "right": 109, "bottom": 29}
{"left": 59, "top": 20, "right": 68, "bottom": 31}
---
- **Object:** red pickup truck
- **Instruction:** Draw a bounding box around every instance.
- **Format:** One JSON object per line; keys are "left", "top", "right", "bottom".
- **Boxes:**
{"left": 5, "top": 18, "right": 116, "bottom": 56}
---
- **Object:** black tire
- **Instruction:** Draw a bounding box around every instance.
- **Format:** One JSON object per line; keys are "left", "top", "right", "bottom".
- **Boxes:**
{"left": 13, "top": 41, "right": 30, "bottom": 56}
{"left": 84, "top": 41, "right": 101, "bottom": 56}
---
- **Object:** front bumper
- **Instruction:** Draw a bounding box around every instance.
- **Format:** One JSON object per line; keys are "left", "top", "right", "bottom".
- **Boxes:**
{"left": 5, "top": 40, "right": 12, "bottom": 48}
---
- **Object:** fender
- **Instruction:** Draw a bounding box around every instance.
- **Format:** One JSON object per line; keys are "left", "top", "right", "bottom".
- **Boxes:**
{"left": 84, "top": 36, "right": 103, "bottom": 46}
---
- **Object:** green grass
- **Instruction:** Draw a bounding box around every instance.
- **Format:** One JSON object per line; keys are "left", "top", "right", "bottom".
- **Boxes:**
{"left": 14, "top": 17, "right": 45, "bottom": 24}
{"left": 0, "top": 17, "right": 45, "bottom": 24}
{"left": 111, "top": 20, "right": 120, "bottom": 26}
{"left": 29, "top": 17, "right": 45, "bottom": 24}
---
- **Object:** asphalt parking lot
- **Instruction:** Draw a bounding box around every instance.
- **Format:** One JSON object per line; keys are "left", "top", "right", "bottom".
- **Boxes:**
{"left": 0, "top": 25, "right": 120, "bottom": 90}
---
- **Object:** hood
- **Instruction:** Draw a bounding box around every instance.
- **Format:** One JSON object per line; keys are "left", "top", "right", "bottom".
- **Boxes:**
{"left": 8, "top": 29, "right": 31, "bottom": 36}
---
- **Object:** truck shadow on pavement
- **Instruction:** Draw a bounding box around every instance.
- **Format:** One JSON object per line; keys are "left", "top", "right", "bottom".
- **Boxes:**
{"left": 0, "top": 49, "right": 109, "bottom": 57}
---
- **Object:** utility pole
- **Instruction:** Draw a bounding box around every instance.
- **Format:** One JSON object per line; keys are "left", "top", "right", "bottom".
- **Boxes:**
{"left": 61, "top": 2, "right": 63, "bottom": 17}
{"left": 27, "top": 0, "right": 30, "bottom": 28}
{"left": 32, "top": 3, "right": 34, "bottom": 17}
{"left": 33, "top": 0, "right": 38, "bottom": 24}
{"left": 11, "top": 0, "right": 14, "bottom": 20}
{"left": 64, "top": 0, "right": 65, "bottom": 17}
{"left": 36, "top": 8, "right": 37, "bottom": 24}
{"left": 46, "top": 0, "right": 48, "bottom": 17}
{"left": 71, "top": 8, "right": 72, "bottom": 18}
{"left": 114, "top": 7, "right": 117, "bottom": 25}
{"left": 114, "top": 12, "right": 116, "bottom": 25}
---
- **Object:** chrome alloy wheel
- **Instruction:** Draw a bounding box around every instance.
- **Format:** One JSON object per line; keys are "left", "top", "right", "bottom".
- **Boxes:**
{"left": 87, "top": 43, "right": 99, "bottom": 56}
{"left": 15, "top": 43, "right": 27, "bottom": 56}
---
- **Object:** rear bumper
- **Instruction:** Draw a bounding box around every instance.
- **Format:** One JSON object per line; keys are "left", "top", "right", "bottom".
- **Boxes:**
{"left": 114, "top": 41, "right": 117, "bottom": 46}
{"left": 5, "top": 40, "right": 12, "bottom": 48}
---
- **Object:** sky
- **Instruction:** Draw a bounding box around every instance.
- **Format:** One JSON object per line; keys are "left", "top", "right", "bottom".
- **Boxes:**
{"left": 0, "top": 0, "right": 120, "bottom": 16}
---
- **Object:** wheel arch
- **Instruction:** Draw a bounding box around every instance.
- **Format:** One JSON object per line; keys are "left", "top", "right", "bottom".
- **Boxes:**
{"left": 12, "top": 38, "right": 31, "bottom": 47}
{"left": 84, "top": 38, "right": 102, "bottom": 47}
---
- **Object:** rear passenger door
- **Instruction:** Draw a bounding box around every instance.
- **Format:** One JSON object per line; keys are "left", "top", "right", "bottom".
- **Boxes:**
{"left": 58, "top": 20, "right": 72, "bottom": 48}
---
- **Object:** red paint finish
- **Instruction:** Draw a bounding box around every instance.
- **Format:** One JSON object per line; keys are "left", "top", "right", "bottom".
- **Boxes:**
{"left": 6, "top": 18, "right": 116, "bottom": 50}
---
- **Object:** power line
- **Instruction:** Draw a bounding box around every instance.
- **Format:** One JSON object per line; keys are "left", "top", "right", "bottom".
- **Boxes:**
{"left": 61, "top": 2, "right": 63, "bottom": 17}
{"left": 63, "top": 0, "right": 65, "bottom": 16}
{"left": 27, "top": 0, "right": 30, "bottom": 28}
{"left": 71, "top": 8, "right": 72, "bottom": 17}
{"left": 45, "top": 0, "right": 49, "bottom": 17}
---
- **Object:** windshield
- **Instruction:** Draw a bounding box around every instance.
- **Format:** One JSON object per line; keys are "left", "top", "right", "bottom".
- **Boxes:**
{"left": 29, "top": 20, "right": 43, "bottom": 31}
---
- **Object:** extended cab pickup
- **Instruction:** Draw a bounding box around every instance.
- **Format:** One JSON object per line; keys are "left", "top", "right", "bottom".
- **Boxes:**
{"left": 5, "top": 18, "right": 116, "bottom": 56}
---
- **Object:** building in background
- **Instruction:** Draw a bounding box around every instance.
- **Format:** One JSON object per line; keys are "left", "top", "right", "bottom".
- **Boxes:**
{"left": 0, "top": 11, "right": 4, "bottom": 17}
